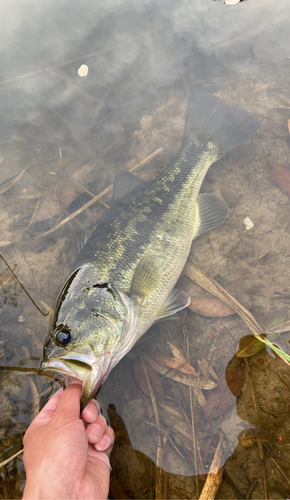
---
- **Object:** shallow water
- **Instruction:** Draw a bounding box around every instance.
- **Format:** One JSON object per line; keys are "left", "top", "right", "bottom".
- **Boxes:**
{"left": 1, "top": 0, "right": 290, "bottom": 498}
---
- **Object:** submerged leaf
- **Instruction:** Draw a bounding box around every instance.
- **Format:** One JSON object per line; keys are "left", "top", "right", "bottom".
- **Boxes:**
{"left": 264, "top": 155, "right": 290, "bottom": 198}
{"left": 236, "top": 335, "right": 265, "bottom": 358}
{"left": 225, "top": 357, "right": 245, "bottom": 397}
{"left": 204, "top": 375, "right": 236, "bottom": 420}
{"left": 188, "top": 297, "right": 235, "bottom": 317}
{"left": 167, "top": 342, "right": 186, "bottom": 361}
{"left": 148, "top": 352, "right": 197, "bottom": 375}
{"left": 134, "top": 357, "right": 165, "bottom": 404}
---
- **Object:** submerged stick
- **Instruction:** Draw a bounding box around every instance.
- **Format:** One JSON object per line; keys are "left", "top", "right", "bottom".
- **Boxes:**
{"left": 0, "top": 366, "right": 38, "bottom": 373}
{"left": 140, "top": 355, "right": 165, "bottom": 499}
{"left": 0, "top": 167, "right": 28, "bottom": 196}
{"left": 184, "top": 259, "right": 290, "bottom": 366}
{"left": 0, "top": 449, "right": 23, "bottom": 469}
{"left": 36, "top": 147, "right": 164, "bottom": 239}
{"left": 0, "top": 254, "right": 49, "bottom": 316}
{"left": 199, "top": 434, "right": 224, "bottom": 500}
{"left": 184, "top": 259, "right": 262, "bottom": 336}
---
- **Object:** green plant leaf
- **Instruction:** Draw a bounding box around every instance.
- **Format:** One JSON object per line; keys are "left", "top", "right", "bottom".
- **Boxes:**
{"left": 254, "top": 336, "right": 290, "bottom": 363}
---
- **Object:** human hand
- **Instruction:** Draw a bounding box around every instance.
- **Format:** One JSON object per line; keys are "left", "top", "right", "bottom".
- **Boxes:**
{"left": 23, "top": 379, "right": 114, "bottom": 500}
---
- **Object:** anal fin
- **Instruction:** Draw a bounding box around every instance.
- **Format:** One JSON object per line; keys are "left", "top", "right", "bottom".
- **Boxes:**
{"left": 155, "top": 288, "right": 191, "bottom": 321}
{"left": 195, "top": 193, "right": 229, "bottom": 239}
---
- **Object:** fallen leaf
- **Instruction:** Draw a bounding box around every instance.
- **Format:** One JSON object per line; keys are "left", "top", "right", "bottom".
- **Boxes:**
{"left": 236, "top": 335, "right": 265, "bottom": 358}
{"left": 188, "top": 297, "right": 235, "bottom": 317}
{"left": 167, "top": 342, "right": 186, "bottom": 361}
{"left": 225, "top": 357, "right": 245, "bottom": 397}
{"left": 145, "top": 354, "right": 197, "bottom": 386}
{"left": 31, "top": 180, "right": 85, "bottom": 224}
{"left": 140, "top": 391, "right": 154, "bottom": 419}
{"left": 204, "top": 375, "right": 236, "bottom": 420}
{"left": 264, "top": 154, "right": 290, "bottom": 198}
{"left": 134, "top": 357, "right": 165, "bottom": 404}
{"left": 148, "top": 352, "right": 197, "bottom": 375}
{"left": 158, "top": 406, "right": 192, "bottom": 442}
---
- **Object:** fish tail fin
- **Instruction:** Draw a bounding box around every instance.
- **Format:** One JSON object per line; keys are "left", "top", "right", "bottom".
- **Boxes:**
{"left": 183, "top": 91, "right": 260, "bottom": 160}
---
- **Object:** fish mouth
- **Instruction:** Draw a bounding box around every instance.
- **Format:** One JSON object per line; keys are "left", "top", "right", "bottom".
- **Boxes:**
{"left": 39, "top": 344, "right": 113, "bottom": 409}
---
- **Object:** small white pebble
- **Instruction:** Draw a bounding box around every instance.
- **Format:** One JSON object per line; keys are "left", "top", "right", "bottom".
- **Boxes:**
{"left": 78, "top": 64, "right": 89, "bottom": 77}
{"left": 18, "top": 315, "right": 26, "bottom": 323}
{"left": 224, "top": 0, "right": 240, "bottom": 4}
{"left": 244, "top": 216, "right": 254, "bottom": 230}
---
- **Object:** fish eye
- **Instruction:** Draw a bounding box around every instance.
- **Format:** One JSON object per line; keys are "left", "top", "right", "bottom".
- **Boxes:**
{"left": 55, "top": 329, "right": 71, "bottom": 346}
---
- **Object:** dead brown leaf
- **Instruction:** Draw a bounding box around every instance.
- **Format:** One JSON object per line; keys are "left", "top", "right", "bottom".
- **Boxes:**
{"left": 167, "top": 342, "right": 186, "bottom": 361}
{"left": 225, "top": 357, "right": 245, "bottom": 397}
{"left": 148, "top": 352, "right": 197, "bottom": 376}
{"left": 204, "top": 375, "right": 236, "bottom": 421}
{"left": 264, "top": 154, "right": 290, "bottom": 198}
{"left": 188, "top": 297, "right": 235, "bottom": 317}
{"left": 134, "top": 357, "right": 165, "bottom": 404}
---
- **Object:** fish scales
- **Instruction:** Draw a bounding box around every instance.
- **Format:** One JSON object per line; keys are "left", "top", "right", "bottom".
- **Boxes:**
{"left": 40, "top": 92, "right": 261, "bottom": 407}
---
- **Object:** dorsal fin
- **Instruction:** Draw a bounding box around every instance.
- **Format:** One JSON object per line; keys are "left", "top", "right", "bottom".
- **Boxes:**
{"left": 113, "top": 169, "right": 147, "bottom": 201}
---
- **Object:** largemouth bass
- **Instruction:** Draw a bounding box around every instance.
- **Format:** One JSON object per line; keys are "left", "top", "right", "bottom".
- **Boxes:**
{"left": 40, "top": 92, "right": 260, "bottom": 407}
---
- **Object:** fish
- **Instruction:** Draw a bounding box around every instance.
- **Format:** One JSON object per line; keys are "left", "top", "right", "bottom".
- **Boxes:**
{"left": 39, "top": 91, "right": 260, "bottom": 408}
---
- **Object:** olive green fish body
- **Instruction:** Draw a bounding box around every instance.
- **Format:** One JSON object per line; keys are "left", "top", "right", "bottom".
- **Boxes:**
{"left": 40, "top": 92, "right": 260, "bottom": 406}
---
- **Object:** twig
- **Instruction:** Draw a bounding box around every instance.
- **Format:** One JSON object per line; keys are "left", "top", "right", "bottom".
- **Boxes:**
{"left": 145, "top": 421, "right": 187, "bottom": 461}
{"left": 185, "top": 319, "right": 199, "bottom": 496}
{"left": 271, "top": 456, "right": 290, "bottom": 485}
{"left": 0, "top": 254, "right": 49, "bottom": 316}
{"left": 0, "top": 449, "right": 23, "bottom": 469}
{"left": 0, "top": 167, "right": 28, "bottom": 195}
{"left": 184, "top": 259, "right": 262, "bottom": 336}
{"left": 0, "top": 366, "right": 38, "bottom": 372}
{"left": 34, "top": 147, "right": 164, "bottom": 240}
{"left": 140, "top": 355, "right": 164, "bottom": 499}
{"left": 199, "top": 434, "right": 224, "bottom": 500}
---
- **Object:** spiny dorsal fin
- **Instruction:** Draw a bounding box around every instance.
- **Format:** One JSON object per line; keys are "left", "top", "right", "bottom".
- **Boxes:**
{"left": 195, "top": 193, "right": 229, "bottom": 239}
{"left": 155, "top": 288, "right": 191, "bottom": 321}
{"left": 76, "top": 221, "right": 99, "bottom": 256}
{"left": 130, "top": 255, "right": 162, "bottom": 302}
{"left": 113, "top": 169, "right": 147, "bottom": 201}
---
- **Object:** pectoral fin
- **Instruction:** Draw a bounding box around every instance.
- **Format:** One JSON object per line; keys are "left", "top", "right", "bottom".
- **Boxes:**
{"left": 195, "top": 193, "right": 229, "bottom": 239}
{"left": 155, "top": 288, "right": 191, "bottom": 321}
{"left": 130, "top": 255, "right": 162, "bottom": 302}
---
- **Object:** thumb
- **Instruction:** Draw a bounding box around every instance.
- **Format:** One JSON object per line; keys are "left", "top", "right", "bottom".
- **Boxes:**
{"left": 54, "top": 379, "right": 83, "bottom": 422}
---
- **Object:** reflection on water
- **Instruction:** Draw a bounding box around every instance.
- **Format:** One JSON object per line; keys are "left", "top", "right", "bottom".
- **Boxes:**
{"left": 1, "top": 0, "right": 290, "bottom": 498}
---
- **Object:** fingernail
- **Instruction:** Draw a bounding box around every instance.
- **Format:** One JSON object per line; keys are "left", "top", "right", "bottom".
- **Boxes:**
{"left": 95, "top": 435, "right": 110, "bottom": 451}
{"left": 68, "top": 378, "right": 82, "bottom": 387}
{"left": 90, "top": 423, "right": 102, "bottom": 441}
{"left": 87, "top": 399, "right": 100, "bottom": 412}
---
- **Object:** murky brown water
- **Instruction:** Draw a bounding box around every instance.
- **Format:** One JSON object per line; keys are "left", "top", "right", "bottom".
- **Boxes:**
{"left": 1, "top": 0, "right": 290, "bottom": 498}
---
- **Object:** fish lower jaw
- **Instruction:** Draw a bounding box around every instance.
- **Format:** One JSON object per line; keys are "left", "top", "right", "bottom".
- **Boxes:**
{"left": 39, "top": 355, "right": 114, "bottom": 409}
{"left": 39, "top": 359, "right": 92, "bottom": 382}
